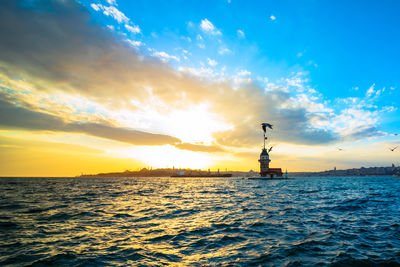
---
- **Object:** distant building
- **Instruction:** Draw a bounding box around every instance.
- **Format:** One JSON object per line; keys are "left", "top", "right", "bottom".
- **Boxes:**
{"left": 176, "top": 170, "right": 185, "bottom": 176}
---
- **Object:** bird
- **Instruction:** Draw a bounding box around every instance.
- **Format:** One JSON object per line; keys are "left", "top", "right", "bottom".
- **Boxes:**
{"left": 268, "top": 146, "right": 273, "bottom": 153}
{"left": 261, "top": 122, "right": 273, "bottom": 132}
{"left": 389, "top": 146, "right": 398, "bottom": 152}
{"left": 337, "top": 148, "right": 344, "bottom": 151}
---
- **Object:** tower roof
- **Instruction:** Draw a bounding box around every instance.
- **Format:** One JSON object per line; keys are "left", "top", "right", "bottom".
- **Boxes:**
{"left": 260, "top": 148, "right": 269, "bottom": 156}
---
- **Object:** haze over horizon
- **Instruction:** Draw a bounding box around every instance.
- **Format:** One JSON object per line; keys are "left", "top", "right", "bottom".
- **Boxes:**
{"left": 0, "top": 0, "right": 399, "bottom": 176}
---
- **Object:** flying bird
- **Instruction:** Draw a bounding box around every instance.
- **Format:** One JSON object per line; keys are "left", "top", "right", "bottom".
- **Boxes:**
{"left": 268, "top": 146, "right": 273, "bottom": 153}
{"left": 389, "top": 146, "right": 398, "bottom": 152}
{"left": 261, "top": 123, "right": 273, "bottom": 132}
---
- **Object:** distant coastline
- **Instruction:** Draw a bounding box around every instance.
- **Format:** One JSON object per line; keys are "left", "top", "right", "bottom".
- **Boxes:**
{"left": 78, "top": 168, "right": 235, "bottom": 178}
{"left": 78, "top": 165, "right": 400, "bottom": 178}
{"left": 291, "top": 165, "right": 400, "bottom": 177}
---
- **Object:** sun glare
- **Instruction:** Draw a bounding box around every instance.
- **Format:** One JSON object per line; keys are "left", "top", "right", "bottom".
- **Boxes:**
{"left": 120, "top": 145, "right": 213, "bottom": 169}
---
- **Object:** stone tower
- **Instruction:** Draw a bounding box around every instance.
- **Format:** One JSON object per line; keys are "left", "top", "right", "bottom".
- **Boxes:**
{"left": 259, "top": 148, "right": 271, "bottom": 177}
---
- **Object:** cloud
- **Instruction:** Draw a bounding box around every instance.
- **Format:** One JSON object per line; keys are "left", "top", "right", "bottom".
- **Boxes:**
{"left": 200, "top": 18, "right": 222, "bottom": 35}
{"left": 237, "top": 30, "right": 245, "bottom": 38}
{"left": 270, "top": 14, "right": 276, "bottom": 21}
{"left": 237, "top": 70, "right": 251, "bottom": 76}
{"left": 174, "top": 143, "right": 225, "bottom": 153}
{"left": 218, "top": 47, "right": 231, "bottom": 55}
{"left": 366, "top": 83, "right": 375, "bottom": 97}
{"left": 90, "top": 3, "right": 100, "bottom": 11}
{"left": 125, "top": 39, "right": 143, "bottom": 47}
{"left": 125, "top": 24, "right": 140, "bottom": 34}
{"left": 91, "top": 3, "right": 129, "bottom": 24}
{"left": 345, "top": 125, "right": 386, "bottom": 140}
{"left": 0, "top": 0, "right": 344, "bottom": 148}
{"left": 102, "top": 6, "right": 128, "bottom": 23}
{"left": 152, "top": 51, "right": 180, "bottom": 62}
{"left": 105, "top": 0, "right": 117, "bottom": 5}
{"left": 178, "top": 66, "right": 214, "bottom": 77}
{"left": 0, "top": 99, "right": 181, "bottom": 146}
{"left": 207, "top": 58, "right": 218, "bottom": 66}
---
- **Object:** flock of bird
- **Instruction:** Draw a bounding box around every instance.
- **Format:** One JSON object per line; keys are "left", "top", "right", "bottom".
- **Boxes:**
{"left": 262, "top": 122, "right": 398, "bottom": 154}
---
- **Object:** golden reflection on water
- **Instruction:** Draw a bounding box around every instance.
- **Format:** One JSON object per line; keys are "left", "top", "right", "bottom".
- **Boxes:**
{"left": 2, "top": 176, "right": 400, "bottom": 265}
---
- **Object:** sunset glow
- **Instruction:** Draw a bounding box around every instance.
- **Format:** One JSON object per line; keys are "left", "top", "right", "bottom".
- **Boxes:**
{"left": 1, "top": 0, "right": 399, "bottom": 176}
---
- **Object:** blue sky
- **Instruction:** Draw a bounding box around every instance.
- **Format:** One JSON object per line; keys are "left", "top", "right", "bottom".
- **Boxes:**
{"left": 83, "top": 0, "right": 400, "bottom": 122}
{"left": 0, "top": 0, "right": 400, "bottom": 175}
{"left": 84, "top": 0, "right": 400, "bottom": 89}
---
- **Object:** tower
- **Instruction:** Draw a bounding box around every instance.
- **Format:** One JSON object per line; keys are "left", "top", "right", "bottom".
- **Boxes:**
{"left": 258, "top": 122, "right": 283, "bottom": 178}
{"left": 259, "top": 148, "right": 271, "bottom": 177}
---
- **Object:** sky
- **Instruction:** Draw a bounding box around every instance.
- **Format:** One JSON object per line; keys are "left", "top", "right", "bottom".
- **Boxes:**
{"left": 0, "top": 0, "right": 399, "bottom": 176}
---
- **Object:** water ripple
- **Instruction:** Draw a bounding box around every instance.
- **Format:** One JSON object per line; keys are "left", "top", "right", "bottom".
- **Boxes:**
{"left": 0, "top": 176, "right": 399, "bottom": 266}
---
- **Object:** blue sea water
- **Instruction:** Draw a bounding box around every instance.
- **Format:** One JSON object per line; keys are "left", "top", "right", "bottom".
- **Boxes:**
{"left": 0, "top": 176, "right": 400, "bottom": 266}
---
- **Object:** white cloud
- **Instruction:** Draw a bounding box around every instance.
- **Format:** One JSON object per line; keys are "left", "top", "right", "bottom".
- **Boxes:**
{"left": 200, "top": 18, "right": 222, "bottom": 35}
{"left": 237, "top": 30, "right": 245, "bottom": 38}
{"left": 152, "top": 51, "right": 180, "bottom": 62}
{"left": 125, "top": 39, "right": 143, "bottom": 48}
{"left": 178, "top": 66, "right": 214, "bottom": 77}
{"left": 286, "top": 76, "right": 308, "bottom": 88}
{"left": 237, "top": 69, "right": 251, "bottom": 76}
{"left": 366, "top": 83, "right": 375, "bottom": 97}
{"left": 106, "top": 0, "right": 117, "bottom": 5}
{"left": 290, "top": 93, "right": 333, "bottom": 113}
{"left": 90, "top": 3, "right": 100, "bottom": 11}
{"left": 207, "top": 58, "right": 218, "bottom": 66}
{"left": 102, "top": 5, "right": 129, "bottom": 23}
{"left": 196, "top": 34, "right": 205, "bottom": 48}
{"left": 382, "top": 106, "right": 397, "bottom": 113}
{"left": 91, "top": 4, "right": 129, "bottom": 24}
{"left": 270, "top": 14, "right": 276, "bottom": 21}
{"left": 125, "top": 24, "right": 141, "bottom": 34}
{"left": 218, "top": 47, "right": 231, "bottom": 55}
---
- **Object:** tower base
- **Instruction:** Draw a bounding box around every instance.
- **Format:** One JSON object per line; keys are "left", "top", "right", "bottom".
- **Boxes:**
{"left": 260, "top": 168, "right": 283, "bottom": 178}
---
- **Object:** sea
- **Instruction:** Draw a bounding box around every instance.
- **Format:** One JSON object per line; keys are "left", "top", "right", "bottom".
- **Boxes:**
{"left": 1, "top": 176, "right": 399, "bottom": 266}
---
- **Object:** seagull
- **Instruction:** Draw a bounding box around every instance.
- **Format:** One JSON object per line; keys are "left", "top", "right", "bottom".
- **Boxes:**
{"left": 337, "top": 148, "right": 344, "bottom": 151}
{"left": 261, "top": 123, "right": 273, "bottom": 132}
{"left": 389, "top": 146, "right": 398, "bottom": 152}
{"left": 268, "top": 146, "right": 273, "bottom": 153}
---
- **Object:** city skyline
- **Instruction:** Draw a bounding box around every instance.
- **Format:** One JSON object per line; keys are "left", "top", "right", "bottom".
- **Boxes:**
{"left": 0, "top": 0, "right": 399, "bottom": 176}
